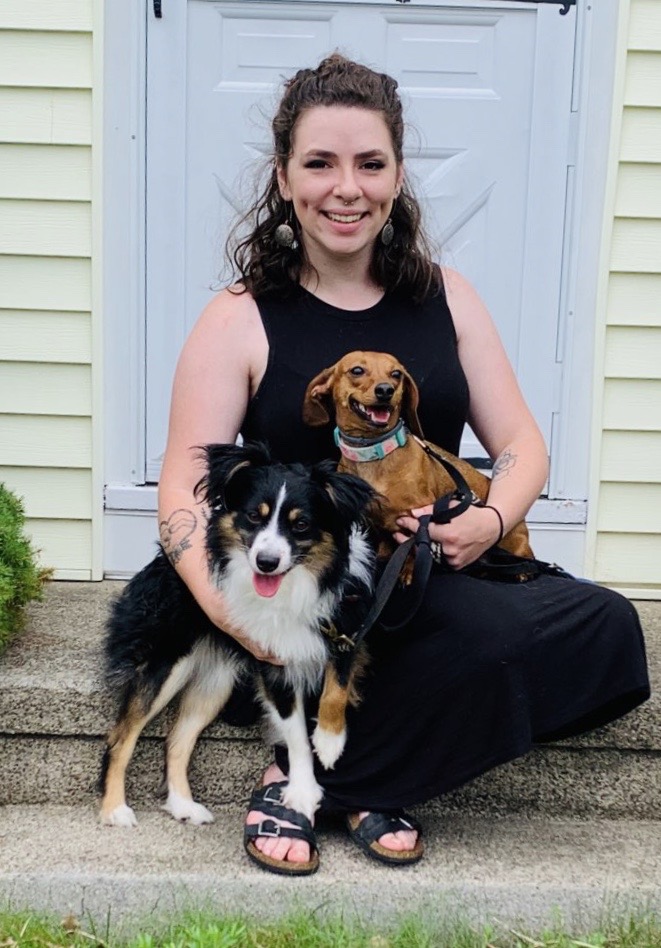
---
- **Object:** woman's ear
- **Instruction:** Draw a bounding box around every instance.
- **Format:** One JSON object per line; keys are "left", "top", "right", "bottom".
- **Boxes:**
{"left": 276, "top": 161, "right": 292, "bottom": 202}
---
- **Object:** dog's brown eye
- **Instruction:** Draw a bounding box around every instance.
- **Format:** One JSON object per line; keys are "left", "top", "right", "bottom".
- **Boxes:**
{"left": 349, "top": 366, "right": 365, "bottom": 376}
{"left": 292, "top": 518, "right": 310, "bottom": 534}
{"left": 391, "top": 370, "right": 402, "bottom": 380}
{"left": 246, "top": 510, "right": 261, "bottom": 524}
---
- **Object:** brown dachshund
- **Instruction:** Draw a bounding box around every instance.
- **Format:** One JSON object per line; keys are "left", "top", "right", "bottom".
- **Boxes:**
{"left": 303, "top": 350, "right": 533, "bottom": 573}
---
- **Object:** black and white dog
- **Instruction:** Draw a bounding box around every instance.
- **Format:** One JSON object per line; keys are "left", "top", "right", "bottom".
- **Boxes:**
{"left": 99, "top": 442, "right": 375, "bottom": 828}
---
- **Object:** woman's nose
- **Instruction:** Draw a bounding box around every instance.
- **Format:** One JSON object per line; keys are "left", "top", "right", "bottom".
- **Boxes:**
{"left": 334, "top": 170, "right": 361, "bottom": 203}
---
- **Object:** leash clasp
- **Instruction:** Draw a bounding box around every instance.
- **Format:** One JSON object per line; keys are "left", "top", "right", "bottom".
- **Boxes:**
{"left": 319, "top": 619, "right": 355, "bottom": 652}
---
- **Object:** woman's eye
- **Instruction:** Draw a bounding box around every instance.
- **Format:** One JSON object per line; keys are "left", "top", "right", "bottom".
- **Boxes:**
{"left": 391, "top": 370, "right": 402, "bottom": 380}
{"left": 362, "top": 161, "right": 385, "bottom": 171}
{"left": 350, "top": 366, "right": 365, "bottom": 376}
{"left": 246, "top": 511, "right": 261, "bottom": 524}
{"left": 292, "top": 519, "right": 310, "bottom": 534}
{"left": 304, "top": 159, "right": 328, "bottom": 169}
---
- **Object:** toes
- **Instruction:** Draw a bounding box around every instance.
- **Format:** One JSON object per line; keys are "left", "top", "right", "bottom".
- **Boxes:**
{"left": 270, "top": 837, "right": 291, "bottom": 862}
{"left": 288, "top": 840, "right": 311, "bottom": 863}
{"left": 378, "top": 830, "right": 418, "bottom": 851}
{"left": 255, "top": 833, "right": 310, "bottom": 863}
{"left": 246, "top": 810, "right": 312, "bottom": 863}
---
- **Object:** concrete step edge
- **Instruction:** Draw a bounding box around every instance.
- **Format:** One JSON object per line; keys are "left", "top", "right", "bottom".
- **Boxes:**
{"left": 0, "top": 803, "right": 659, "bottom": 935}
{"left": 1, "top": 733, "right": 660, "bottom": 820}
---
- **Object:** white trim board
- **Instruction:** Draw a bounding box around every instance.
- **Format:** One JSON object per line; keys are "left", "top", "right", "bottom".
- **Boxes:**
{"left": 103, "top": 504, "right": 587, "bottom": 581}
{"left": 105, "top": 484, "right": 587, "bottom": 523}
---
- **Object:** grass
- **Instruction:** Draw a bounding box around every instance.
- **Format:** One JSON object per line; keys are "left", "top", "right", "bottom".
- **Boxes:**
{"left": 0, "top": 910, "right": 660, "bottom": 948}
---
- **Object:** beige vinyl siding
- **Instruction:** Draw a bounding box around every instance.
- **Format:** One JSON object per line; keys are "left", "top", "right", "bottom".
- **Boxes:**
{"left": 0, "top": 1, "right": 92, "bottom": 32}
{"left": 0, "top": 144, "right": 91, "bottom": 200}
{"left": 593, "top": 0, "right": 661, "bottom": 596}
{"left": 0, "top": 4, "right": 94, "bottom": 579}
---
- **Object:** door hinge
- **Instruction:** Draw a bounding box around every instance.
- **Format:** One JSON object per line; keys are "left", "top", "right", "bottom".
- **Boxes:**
{"left": 490, "top": 0, "right": 574, "bottom": 13}
{"left": 153, "top": 0, "right": 162, "bottom": 18}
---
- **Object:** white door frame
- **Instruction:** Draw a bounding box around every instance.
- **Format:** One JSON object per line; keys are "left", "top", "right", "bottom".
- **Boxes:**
{"left": 102, "top": 0, "right": 621, "bottom": 577}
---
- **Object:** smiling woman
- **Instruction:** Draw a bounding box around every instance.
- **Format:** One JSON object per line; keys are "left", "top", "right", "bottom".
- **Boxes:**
{"left": 275, "top": 107, "right": 403, "bottom": 272}
{"left": 157, "top": 53, "right": 650, "bottom": 877}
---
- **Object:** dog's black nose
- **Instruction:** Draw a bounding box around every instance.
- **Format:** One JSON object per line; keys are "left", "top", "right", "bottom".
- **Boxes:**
{"left": 256, "top": 553, "right": 280, "bottom": 574}
{"left": 374, "top": 383, "right": 394, "bottom": 402}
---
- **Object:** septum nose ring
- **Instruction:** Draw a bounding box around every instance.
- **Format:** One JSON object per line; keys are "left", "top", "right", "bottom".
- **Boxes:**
{"left": 343, "top": 198, "right": 357, "bottom": 206}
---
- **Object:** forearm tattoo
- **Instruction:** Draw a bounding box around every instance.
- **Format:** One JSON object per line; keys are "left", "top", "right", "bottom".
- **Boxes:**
{"left": 159, "top": 508, "right": 197, "bottom": 566}
{"left": 492, "top": 449, "right": 517, "bottom": 481}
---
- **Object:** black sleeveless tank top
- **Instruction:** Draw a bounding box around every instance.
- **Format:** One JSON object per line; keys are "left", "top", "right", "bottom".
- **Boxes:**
{"left": 241, "top": 283, "right": 470, "bottom": 465}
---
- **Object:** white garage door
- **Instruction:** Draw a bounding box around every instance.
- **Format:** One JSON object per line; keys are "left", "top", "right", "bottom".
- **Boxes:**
{"left": 145, "top": 0, "right": 576, "bottom": 482}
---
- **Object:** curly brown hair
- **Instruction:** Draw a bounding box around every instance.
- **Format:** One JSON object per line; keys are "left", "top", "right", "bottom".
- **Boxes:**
{"left": 227, "top": 53, "right": 441, "bottom": 302}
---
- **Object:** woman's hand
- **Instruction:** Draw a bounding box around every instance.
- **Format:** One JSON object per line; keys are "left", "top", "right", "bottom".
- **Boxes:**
{"left": 394, "top": 503, "right": 503, "bottom": 571}
{"left": 224, "top": 627, "right": 285, "bottom": 666}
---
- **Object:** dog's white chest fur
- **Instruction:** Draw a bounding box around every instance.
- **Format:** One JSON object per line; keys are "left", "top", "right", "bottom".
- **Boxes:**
{"left": 218, "top": 551, "right": 331, "bottom": 678}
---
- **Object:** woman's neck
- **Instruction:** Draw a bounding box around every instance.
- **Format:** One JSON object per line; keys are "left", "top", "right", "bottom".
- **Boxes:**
{"left": 300, "top": 256, "right": 384, "bottom": 311}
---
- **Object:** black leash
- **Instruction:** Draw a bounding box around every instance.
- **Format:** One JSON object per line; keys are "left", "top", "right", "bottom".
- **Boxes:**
{"left": 336, "top": 438, "right": 573, "bottom": 652}
{"left": 344, "top": 441, "right": 477, "bottom": 649}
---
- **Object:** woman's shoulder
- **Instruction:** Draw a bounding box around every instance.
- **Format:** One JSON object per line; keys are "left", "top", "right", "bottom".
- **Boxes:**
{"left": 438, "top": 266, "right": 496, "bottom": 341}
{"left": 199, "top": 282, "right": 259, "bottom": 322}
{"left": 188, "top": 284, "right": 263, "bottom": 340}
{"left": 180, "top": 285, "right": 266, "bottom": 368}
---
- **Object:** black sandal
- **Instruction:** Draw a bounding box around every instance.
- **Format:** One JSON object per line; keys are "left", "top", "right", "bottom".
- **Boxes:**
{"left": 243, "top": 781, "right": 319, "bottom": 876}
{"left": 346, "top": 810, "right": 424, "bottom": 866}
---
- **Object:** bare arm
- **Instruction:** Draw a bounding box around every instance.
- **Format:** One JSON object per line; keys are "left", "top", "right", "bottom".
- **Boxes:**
{"left": 396, "top": 268, "right": 548, "bottom": 568}
{"left": 157, "top": 288, "right": 280, "bottom": 661}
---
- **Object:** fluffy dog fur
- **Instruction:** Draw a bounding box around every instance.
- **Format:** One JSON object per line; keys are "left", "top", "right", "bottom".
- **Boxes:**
{"left": 303, "top": 350, "right": 534, "bottom": 570}
{"left": 99, "top": 442, "right": 375, "bottom": 828}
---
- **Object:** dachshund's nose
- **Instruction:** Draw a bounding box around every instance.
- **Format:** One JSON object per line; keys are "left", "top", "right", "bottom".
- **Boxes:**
{"left": 374, "top": 383, "right": 395, "bottom": 403}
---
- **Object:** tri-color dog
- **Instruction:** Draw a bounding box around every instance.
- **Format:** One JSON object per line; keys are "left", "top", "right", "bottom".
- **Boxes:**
{"left": 99, "top": 442, "right": 375, "bottom": 850}
{"left": 303, "top": 350, "right": 534, "bottom": 572}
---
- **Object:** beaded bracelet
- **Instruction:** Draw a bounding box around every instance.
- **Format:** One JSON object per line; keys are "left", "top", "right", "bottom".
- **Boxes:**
{"left": 483, "top": 504, "right": 504, "bottom": 545}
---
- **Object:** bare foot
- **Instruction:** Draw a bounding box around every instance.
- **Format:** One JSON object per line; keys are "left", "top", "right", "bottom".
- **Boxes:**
{"left": 245, "top": 763, "right": 313, "bottom": 864}
{"left": 355, "top": 810, "right": 419, "bottom": 851}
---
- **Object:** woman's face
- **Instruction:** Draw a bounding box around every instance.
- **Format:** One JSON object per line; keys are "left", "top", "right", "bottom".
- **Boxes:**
{"left": 277, "top": 105, "right": 403, "bottom": 269}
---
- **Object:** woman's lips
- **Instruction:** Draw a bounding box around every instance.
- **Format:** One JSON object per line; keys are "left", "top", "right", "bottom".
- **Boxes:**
{"left": 324, "top": 211, "right": 365, "bottom": 223}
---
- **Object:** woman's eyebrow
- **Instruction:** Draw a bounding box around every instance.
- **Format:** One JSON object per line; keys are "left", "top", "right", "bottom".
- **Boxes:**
{"left": 302, "top": 148, "right": 388, "bottom": 160}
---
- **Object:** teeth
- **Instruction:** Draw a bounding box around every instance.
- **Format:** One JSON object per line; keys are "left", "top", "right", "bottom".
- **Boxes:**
{"left": 327, "top": 213, "right": 362, "bottom": 223}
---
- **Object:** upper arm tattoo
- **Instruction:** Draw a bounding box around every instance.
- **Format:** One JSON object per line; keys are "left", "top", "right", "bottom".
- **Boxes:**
{"left": 492, "top": 449, "right": 517, "bottom": 481}
{"left": 159, "top": 508, "right": 198, "bottom": 565}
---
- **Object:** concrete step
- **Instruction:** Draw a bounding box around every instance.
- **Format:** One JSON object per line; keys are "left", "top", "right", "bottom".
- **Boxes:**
{"left": 0, "top": 803, "right": 659, "bottom": 934}
{"left": 0, "top": 583, "right": 659, "bottom": 817}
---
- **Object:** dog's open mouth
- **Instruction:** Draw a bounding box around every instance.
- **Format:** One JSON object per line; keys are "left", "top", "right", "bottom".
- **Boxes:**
{"left": 252, "top": 572, "right": 285, "bottom": 598}
{"left": 350, "top": 397, "right": 392, "bottom": 428}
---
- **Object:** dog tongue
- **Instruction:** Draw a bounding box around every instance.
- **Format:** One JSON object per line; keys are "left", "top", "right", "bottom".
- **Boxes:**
{"left": 253, "top": 573, "right": 284, "bottom": 598}
{"left": 367, "top": 407, "right": 391, "bottom": 424}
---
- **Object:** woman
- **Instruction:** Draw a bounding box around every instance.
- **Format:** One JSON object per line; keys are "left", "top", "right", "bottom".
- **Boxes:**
{"left": 158, "top": 55, "right": 650, "bottom": 873}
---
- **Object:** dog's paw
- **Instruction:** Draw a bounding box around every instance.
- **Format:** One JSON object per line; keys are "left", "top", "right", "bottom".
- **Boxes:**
{"left": 312, "top": 724, "right": 346, "bottom": 770}
{"left": 163, "top": 791, "right": 214, "bottom": 825}
{"left": 399, "top": 557, "right": 415, "bottom": 587}
{"left": 282, "top": 780, "right": 323, "bottom": 821}
{"left": 100, "top": 803, "right": 138, "bottom": 828}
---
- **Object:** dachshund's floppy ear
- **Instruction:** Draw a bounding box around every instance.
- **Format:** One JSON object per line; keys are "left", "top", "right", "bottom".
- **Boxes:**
{"left": 194, "top": 441, "right": 271, "bottom": 509}
{"left": 302, "top": 364, "right": 337, "bottom": 428}
{"left": 401, "top": 370, "right": 424, "bottom": 438}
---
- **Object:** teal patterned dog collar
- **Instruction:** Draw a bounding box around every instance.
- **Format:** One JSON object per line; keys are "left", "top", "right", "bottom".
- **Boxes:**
{"left": 334, "top": 421, "right": 408, "bottom": 462}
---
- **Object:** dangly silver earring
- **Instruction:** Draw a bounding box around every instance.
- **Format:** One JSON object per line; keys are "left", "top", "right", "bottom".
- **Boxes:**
{"left": 380, "top": 191, "right": 398, "bottom": 247}
{"left": 275, "top": 203, "right": 298, "bottom": 250}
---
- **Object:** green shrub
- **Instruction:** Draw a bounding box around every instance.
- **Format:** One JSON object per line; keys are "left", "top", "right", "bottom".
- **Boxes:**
{"left": 0, "top": 482, "right": 50, "bottom": 652}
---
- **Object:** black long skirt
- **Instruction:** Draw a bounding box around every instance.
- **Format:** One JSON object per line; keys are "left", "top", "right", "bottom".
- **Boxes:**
{"left": 270, "top": 571, "right": 650, "bottom": 812}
